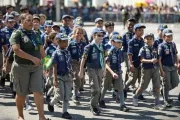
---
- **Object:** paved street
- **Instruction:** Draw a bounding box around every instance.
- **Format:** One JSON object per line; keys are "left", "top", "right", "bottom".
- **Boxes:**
{"left": 0, "top": 23, "right": 180, "bottom": 120}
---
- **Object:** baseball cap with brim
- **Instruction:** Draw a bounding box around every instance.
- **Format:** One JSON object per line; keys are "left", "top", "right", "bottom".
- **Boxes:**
{"left": 5, "top": 15, "right": 15, "bottom": 22}
{"left": 111, "top": 35, "right": 123, "bottom": 42}
{"left": 10, "top": 11, "right": 20, "bottom": 16}
{"left": 133, "top": 23, "right": 146, "bottom": 30}
{"left": 44, "top": 20, "right": 53, "bottom": 27}
{"left": 92, "top": 28, "right": 106, "bottom": 35}
{"left": 33, "top": 16, "right": 40, "bottom": 21}
{"left": 158, "top": 24, "right": 168, "bottom": 31}
{"left": 95, "top": 18, "right": 103, "bottom": 23}
{"left": 162, "top": 28, "right": 173, "bottom": 36}
{"left": 144, "top": 33, "right": 154, "bottom": 39}
{"left": 56, "top": 33, "right": 68, "bottom": 40}
{"left": 62, "top": 15, "right": 71, "bottom": 19}
{"left": 74, "top": 19, "right": 84, "bottom": 27}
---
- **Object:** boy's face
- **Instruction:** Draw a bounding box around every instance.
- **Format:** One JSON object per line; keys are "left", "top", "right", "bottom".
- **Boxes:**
{"left": 59, "top": 40, "right": 68, "bottom": 49}
{"left": 158, "top": 29, "right": 163, "bottom": 37}
{"left": 33, "top": 19, "right": 40, "bottom": 29}
{"left": 40, "top": 17, "right": 46, "bottom": 25}
{"left": 106, "top": 26, "right": 114, "bottom": 33}
{"left": 163, "top": 35, "right": 173, "bottom": 43}
{"left": 112, "top": 41, "right": 122, "bottom": 49}
{"left": 96, "top": 21, "right": 103, "bottom": 28}
{"left": 7, "top": 21, "right": 15, "bottom": 28}
{"left": 45, "top": 26, "right": 52, "bottom": 33}
{"left": 135, "top": 28, "right": 144, "bottom": 37}
{"left": 127, "top": 21, "right": 135, "bottom": 32}
{"left": 52, "top": 26, "right": 60, "bottom": 33}
{"left": 62, "top": 18, "right": 70, "bottom": 26}
{"left": 144, "top": 36, "right": 154, "bottom": 46}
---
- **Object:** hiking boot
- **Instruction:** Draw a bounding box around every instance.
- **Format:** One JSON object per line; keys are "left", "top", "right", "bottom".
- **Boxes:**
{"left": 90, "top": 107, "right": 100, "bottom": 116}
{"left": 120, "top": 105, "right": 130, "bottom": 112}
{"left": 48, "top": 102, "right": 54, "bottom": 112}
{"left": 62, "top": 112, "right": 72, "bottom": 119}
{"left": 138, "top": 94, "right": 147, "bottom": 102}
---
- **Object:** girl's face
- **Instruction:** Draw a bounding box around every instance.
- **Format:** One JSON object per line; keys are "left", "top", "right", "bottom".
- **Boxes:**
{"left": 58, "top": 40, "right": 68, "bottom": 49}
{"left": 111, "top": 41, "right": 122, "bottom": 49}
{"left": 75, "top": 29, "right": 84, "bottom": 41}
{"left": 52, "top": 37, "right": 57, "bottom": 45}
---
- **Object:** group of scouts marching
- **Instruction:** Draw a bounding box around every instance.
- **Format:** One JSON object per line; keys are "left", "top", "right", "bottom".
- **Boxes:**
{"left": 0, "top": 5, "right": 180, "bottom": 120}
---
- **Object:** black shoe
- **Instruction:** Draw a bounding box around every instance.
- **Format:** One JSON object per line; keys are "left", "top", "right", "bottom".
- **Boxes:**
{"left": 99, "top": 100, "right": 106, "bottom": 108}
{"left": 178, "top": 93, "right": 180, "bottom": 101}
{"left": 138, "top": 95, "right": 146, "bottom": 102}
{"left": 79, "top": 88, "right": 84, "bottom": 92}
{"left": 62, "top": 112, "right": 72, "bottom": 119}
{"left": 0, "top": 78, "right": 5, "bottom": 87}
{"left": 72, "top": 96, "right": 80, "bottom": 105}
{"left": 12, "top": 91, "right": 16, "bottom": 98}
{"left": 124, "top": 90, "right": 127, "bottom": 99}
{"left": 6, "top": 74, "right": 10, "bottom": 82}
{"left": 91, "top": 107, "right": 100, "bottom": 116}
{"left": 161, "top": 89, "right": 163, "bottom": 97}
{"left": 167, "top": 99, "right": 173, "bottom": 104}
{"left": 120, "top": 105, "right": 130, "bottom": 112}
{"left": 164, "top": 101, "right": 172, "bottom": 108}
{"left": 112, "top": 92, "right": 116, "bottom": 99}
{"left": 48, "top": 102, "right": 54, "bottom": 112}
{"left": 116, "top": 98, "right": 120, "bottom": 103}
{"left": 46, "top": 95, "right": 51, "bottom": 103}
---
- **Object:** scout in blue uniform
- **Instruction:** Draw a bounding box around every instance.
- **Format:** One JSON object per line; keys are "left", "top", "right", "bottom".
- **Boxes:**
{"left": 125, "top": 23, "right": 146, "bottom": 101}
{"left": 89, "top": 18, "right": 104, "bottom": 42}
{"left": 79, "top": 28, "right": 107, "bottom": 115}
{"left": 158, "top": 29, "right": 179, "bottom": 107}
{"left": 68, "top": 27, "right": 87, "bottom": 104}
{"left": 52, "top": 24, "right": 60, "bottom": 33}
{"left": 10, "top": 11, "right": 20, "bottom": 29}
{"left": 99, "top": 34, "right": 130, "bottom": 112}
{"left": 45, "top": 31, "right": 58, "bottom": 102}
{"left": 48, "top": 33, "right": 73, "bottom": 119}
{"left": 133, "top": 33, "right": 164, "bottom": 110}
{"left": 0, "top": 15, "right": 15, "bottom": 84}
{"left": 102, "top": 21, "right": 114, "bottom": 50}
{"left": 41, "top": 20, "right": 53, "bottom": 46}
{"left": 60, "top": 15, "right": 72, "bottom": 36}
{"left": 153, "top": 24, "right": 168, "bottom": 49}
{"left": 122, "top": 18, "right": 136, "bottom": 93}
{"left": 39, "top": 14, "right": 47, "bottom": 32}
{"left": 32, "top": 16, "right": 42, "bottom": 36}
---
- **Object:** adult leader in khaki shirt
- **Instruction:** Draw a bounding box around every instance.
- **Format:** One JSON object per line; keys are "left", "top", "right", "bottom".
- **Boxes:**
{"left": 10, "top": 13, "right": 49, "bottom": 120}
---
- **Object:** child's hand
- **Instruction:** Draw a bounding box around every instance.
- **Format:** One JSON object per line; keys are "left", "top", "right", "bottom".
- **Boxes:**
{"left": 160, "top": 71, "right": 165, "bottom": 77}
{"left": 130, "top": 64, "right": 134, "bottom": 73}
{"left": 151, "top": 59, "right": 158, "bottom": 64}
{"left": 112, "top": 73, "right": 118, "bottom": 79}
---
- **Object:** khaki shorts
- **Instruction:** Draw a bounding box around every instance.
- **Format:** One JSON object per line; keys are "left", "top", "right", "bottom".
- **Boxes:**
{"left": 139, "top": 67, "right": 160, "bottom": 90}
{"left": 103, "top": 70, "right": 124, "bottom": 91}
{"left": 55, "top": 75, "right": 73, "bottom": 101}
{"left": 12, "top": 62, "right": 44, "bottom": 96}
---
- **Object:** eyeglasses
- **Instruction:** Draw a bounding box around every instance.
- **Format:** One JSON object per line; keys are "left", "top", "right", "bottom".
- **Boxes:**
{"left": 97, "top": 35, "right": 104, "bottom": 37}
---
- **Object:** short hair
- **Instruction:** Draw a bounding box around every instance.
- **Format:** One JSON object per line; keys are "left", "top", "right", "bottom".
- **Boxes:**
{"left": 20, "top": 6, "right": 28, "bottom": 13}
{"left": 6, "top": 5, "right": 13, "bottom": 10}
{"left": 19, "top": 13, "right": 31, "bottom": 23}
{"left": 39, "top": 14, "right": 47, "bottom": 20}
{"left": 104, "top": 21, "right": 114, "bottom": 28}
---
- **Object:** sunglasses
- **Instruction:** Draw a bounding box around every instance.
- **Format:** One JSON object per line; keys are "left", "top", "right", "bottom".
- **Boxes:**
{"left": 97, "top": 34, "right": 104, "bottom": 38}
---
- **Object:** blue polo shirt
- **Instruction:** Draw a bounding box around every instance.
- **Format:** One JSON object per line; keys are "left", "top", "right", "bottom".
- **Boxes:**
{"left": 68, "top": 39, "right": 87, "bottom": 61}
{"left": 51, "top": 48, "right": 72, "bottom": 75}
{"left": 122, "top": 31, "right": 134, "bottom": 53}
{"left": 45, "top": 43, "right": 57, "bottom": 57}
{"left": 139, "top": 45, "right": 158, "bottom": 69}
{"left": 0, "top": 31, "right": 8, "bottom": 53}
{"left": 1, "top": 26, "right": 15, "bottom": 46}
{"left": 153, "top": 36, "right": 163, "bottom": 50}
{"left": 41, "top": 32, "right": 48, "bottom": 45}
{"left": 128, "top": 36, "right": 144, "bottom": 67}
{"left": 158, "top": 41, "right": 178, "bottom": 66}
{"left": 106, "top": 46, "right": 124, "bottom": 72}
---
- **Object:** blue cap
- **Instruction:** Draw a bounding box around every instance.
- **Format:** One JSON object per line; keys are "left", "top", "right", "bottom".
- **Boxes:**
{"left": 162, "top": 28, "right": 173, "bottom": 36}
{"left": 92, "top": 28, "right": 106, "bottom": 35}
{"left": 133, "top": 23, "right": 146, "bottom": 30}
{"left": 111, "top": 35, "right": 123, "bottom": 42}
{"left": 74, "top": 18, "right": 84, "bottom": 27}
{"left": 144, "top": 33, "right": 154, "bottom": 39}
{"left": 158, "top": 24, "right": 168, "bottom": 31}
{"left": 62, "top": 14, "right": 71, "bottom": 19}
{"left": 10, "top": 11, "right": 20, "bottom": 16}
{"left": 56, "top": 33, "right": 68, "bottom": 40}
{"left": 95, "top": 18, "right": 103, "bottom": 23}
{"left": 44, "top": 20, "right": 53, "bottom": 27}
{"left": 5, "top": 15, "right": 15, "bottom": 22}
{"left": 111, "top": 31, "right": 119, "bottom": 35}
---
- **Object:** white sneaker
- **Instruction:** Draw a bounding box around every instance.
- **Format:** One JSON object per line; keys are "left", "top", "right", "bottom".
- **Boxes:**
{"left": 154, "top": 104, "right": 164, "bottom": 110}
{"left": 25, "top": 104, "right": 34, "bottom": 111}
{"left": 133, "top": 98, "right": 138, "bottom": 107}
